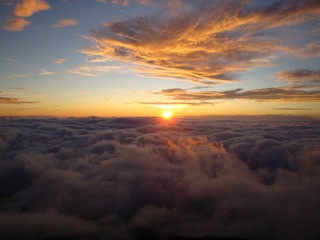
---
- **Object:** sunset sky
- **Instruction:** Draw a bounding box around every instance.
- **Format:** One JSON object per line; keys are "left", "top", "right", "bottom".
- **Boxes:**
{"left": 0, "top": 0, "right": 319, "bottom": 118}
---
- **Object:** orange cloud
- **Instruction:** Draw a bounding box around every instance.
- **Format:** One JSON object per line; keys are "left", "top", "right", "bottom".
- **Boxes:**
{"left": 53, "top": 58, "right": 67, "bottom": 64}
{"left": 3, "top": 0, "right": 51, "bottom": 31}
{"left": 84, "top": 0, "right": 320, "bottom": 84}
{"left": 52, "top": 19, "right": 78, "bottom": 28}
{"left": 13, "top": 0, "right": 51, "bottom": 17}
{"left": 3, "top": 17, "right": 31, "bottom": 31}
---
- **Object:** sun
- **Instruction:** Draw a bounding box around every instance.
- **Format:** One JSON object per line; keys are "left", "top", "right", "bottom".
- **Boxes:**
{"left": 162, "top": 110, "right": 173, "bottom": 120}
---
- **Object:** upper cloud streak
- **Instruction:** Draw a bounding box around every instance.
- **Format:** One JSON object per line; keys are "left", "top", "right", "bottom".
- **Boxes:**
{"left": 155, "top": 86, "right": 320, "bottom": 103}
{"left": 84, "top": 0, "right": 320, "bottom": 84}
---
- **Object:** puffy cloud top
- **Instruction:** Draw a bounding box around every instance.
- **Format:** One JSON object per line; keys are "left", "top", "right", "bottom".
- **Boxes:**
{"left": 0, "top": 117, "right": 320, "bottom": 239}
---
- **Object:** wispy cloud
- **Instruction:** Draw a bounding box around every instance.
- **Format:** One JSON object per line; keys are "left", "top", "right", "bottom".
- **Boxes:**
{"left": 96, "top": 0, "right": 150, "bottom": 6}
{"left": 69, "top": 65, "right": 120, "bottom": 77}
{"left": 0, "top": 96, "right": 40, "bottom": 104}
{"left": 3, "top": 0, "right": 51, "bottom": 31}
{"left": 53, "top": 58, "right": 67, "bottom": 64}
{"left": 0, "top": 58, "right": 19, "bottom": 64}
{"left": 79, "top": 91, "right": 92, "bottom": 95}
{"left": 10, "top": 87, "right": 27, "bottom": 91}
{"left": 0, "top": 0, "right": 18, "bottom": 7}
{"left": 3, "top": 74, "right": 32, "bottom": 80}
{"left": 279, "top": 68, "right": 320, "bottom": 81}
{"left": 52, "top": 19, "right": 78, "bottom": 28}
{"left": 274, "top": 107, "right": 313, "bottom": 111}
{"left": 39, "top": 70, "right": 55, "bottom": 76}
{"left": 139, "top": 101, "right": 215, "bottom": 109}
{"left": 154, "top": 87, "right": 320, "bottom": 103}
{"left": 299, "top": 43, "right": 320, "bottom": 58}
{"left": 84, "top": 0, "right": 320, "bottom": 84}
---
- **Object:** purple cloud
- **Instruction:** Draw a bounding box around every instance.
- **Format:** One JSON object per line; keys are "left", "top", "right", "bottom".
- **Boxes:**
{"left": 0, "top": 117, "right": 320, "bottom": 239}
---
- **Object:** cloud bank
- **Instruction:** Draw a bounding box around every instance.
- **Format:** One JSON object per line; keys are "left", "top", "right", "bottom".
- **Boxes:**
{"left": 0, "top": 117, "right": 319, "bottom": 240}
{"left": 84, "top": 0, "right": 320, "bottom": 84}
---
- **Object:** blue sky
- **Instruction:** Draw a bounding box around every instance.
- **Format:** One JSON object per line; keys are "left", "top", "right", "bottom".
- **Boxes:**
{"left": 0, "top": 0, "right": 319, "bottom": 117}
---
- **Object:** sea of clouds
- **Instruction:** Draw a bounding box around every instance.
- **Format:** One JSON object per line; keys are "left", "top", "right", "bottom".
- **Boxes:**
{"left": 0, "top": 117, "right": 319, "bottom": 240}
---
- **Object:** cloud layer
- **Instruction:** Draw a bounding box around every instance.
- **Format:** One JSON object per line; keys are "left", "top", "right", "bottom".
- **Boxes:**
{"left": 1, "top": 117, "right": 319, "bottom": 239}
{"left": 84, "top": 0, "right": 320, "bottom": 84}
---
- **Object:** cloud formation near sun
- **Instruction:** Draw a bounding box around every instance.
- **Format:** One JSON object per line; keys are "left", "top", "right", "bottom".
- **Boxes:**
{"left": 152, "top": 86, "right": 320, "bottom": 106}
{"left": 84, "top": 0, "right": 320, "bottom": 84}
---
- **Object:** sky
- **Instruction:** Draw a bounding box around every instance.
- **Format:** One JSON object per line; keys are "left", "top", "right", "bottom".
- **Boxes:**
{"left": 0, "top": 0, "right": 320, "bottom": 118}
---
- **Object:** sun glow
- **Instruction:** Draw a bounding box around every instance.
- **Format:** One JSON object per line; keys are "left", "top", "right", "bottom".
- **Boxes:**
{"left": 162, "top": 110, "right": 173, "bottom": 120}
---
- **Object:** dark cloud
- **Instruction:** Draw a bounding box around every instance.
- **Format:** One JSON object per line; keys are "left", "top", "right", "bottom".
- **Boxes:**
{"left": 154, "top": 87, "right": 320, "bottom": 103}
{"left": 0, "top": 117, "right": 320, "bottom": 239}
{"left": 299, "top": 43, "right": 320, "bottom": 58}
{"left": 84, "top": 0, "right": 320, "bottom": 84}
{"left": 0, "top": 96, "right": 40, "bottom": 104}
{"left": 278, "top": 68, "right": 320, "bottom": 87}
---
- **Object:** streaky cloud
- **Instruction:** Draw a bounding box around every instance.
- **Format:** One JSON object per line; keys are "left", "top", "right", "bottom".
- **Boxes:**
{"left": 155, "top": 86, "right": 320, "bottom": 103}
{"left": 0, "top": 97, "right": 40, "bottom": 104}
{"left": 278, "top": 68, "right": 320, "bottom": 86}
{"left": 84, "top": 0, "right": 320, "bottom": 84}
